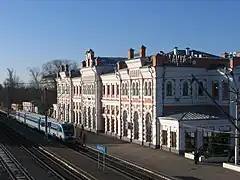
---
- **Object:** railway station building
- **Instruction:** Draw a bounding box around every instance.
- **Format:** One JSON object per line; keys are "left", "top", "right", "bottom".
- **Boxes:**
{"left": 53, "top": 46, "right": 240, "bottom": 152}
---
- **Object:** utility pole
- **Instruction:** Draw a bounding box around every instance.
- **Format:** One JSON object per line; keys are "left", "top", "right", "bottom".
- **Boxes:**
{"left": 44, "top": 87, "right": 48, "bottom": 140}
{"left": 231, "top": 100, "right": 239, "bottom": 165}
{"left": 7, "top": 86, "right": 10, "bottom": 118}
{"left": 192, "top": 74, "right": 239, "bottom": 165}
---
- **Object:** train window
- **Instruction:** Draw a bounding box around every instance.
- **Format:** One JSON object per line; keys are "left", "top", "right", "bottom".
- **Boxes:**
{"left": 40, "top": 122, "right": 45, "bottom": 127}
{"left": 58, "top": 126, "right": 63, "bottom": 132}
{"left": 51, "top": 126, "right": 57, "bottom": 130}
{"left": 62, "top": 124, "right": 74, "bottom": 133}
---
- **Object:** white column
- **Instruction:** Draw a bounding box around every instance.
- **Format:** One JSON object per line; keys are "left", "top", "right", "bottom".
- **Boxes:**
{"left": 178, "top": 124, "right": 185, "bottom": 152}
{"left": 69, "top": 81, "right": 73, "bottom": 123}
{"left": 196, "top": 129, "right": 203, "bottom": 149}
{"left": 152, "top": 118, "right": 160, "bottom": 147}
{"left": 168, "top": 127, "right": 171, "bottom": 148}
{"left": 230, "top": 100, "right": 239, "bottom": 165}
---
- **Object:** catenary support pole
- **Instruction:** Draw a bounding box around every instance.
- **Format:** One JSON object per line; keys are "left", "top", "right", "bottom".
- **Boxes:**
{"left": 44, "top": 87, "right": 48, "bottom": 140}
{"left": 233, "top": 101, "right": 239, "bottom": 165}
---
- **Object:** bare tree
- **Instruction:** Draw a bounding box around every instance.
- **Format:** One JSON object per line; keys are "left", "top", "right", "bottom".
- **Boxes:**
{"left": 42, "top": 59, "right": 78, "bottom": 76}
{"left": 3, "top": 68, "right": 23, "bottom": 88}
{"left": 41, "top": 60, "right": 78, "bottom": 89}
{"left": 27, "top": 67, "right": 42, "bottom": 89}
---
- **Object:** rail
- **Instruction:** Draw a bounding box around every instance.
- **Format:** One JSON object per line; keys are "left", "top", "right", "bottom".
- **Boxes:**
{"left": 0, "top": 118, "right": 97, "bottom": 180}
{"left": 0, "top": 109, "right": 176, "bottom": 180}
{"left": 0, "top": 143, "right": 35, "bottom": 180}
{"left": 76, "top": 145, "right": 177, "bottom": 180}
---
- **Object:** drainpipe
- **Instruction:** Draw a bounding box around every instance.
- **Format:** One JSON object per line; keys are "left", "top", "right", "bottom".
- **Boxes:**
{"left": 116, "top": 72, "right": 122, "bottom": 139}
{"left": 139, "top": 71, "right": 144, "bottom": 145}
{"left": 129, "top": 72, "right": 132, "bottom": 142}
{"left": 160, "top": 66, "right": 166, "bottom": 149}
{"left": 69, "top": 74, "right": 73, "bottom": 124}
{"left": 79, "top": 76, "right": 83, "bottom": 126}
{"left": 162, "top": 66, "right": 166, "bottom": 116}
{"left": 92, "top": 68, "right": 98, "bottom": 132}
{"left": 148, "top": 66, "right": 154, "bottom": 147}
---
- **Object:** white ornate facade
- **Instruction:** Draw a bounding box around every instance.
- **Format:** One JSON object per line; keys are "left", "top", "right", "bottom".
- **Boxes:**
{"left": 53, "top": 46, "right": 239, "bottom": 151}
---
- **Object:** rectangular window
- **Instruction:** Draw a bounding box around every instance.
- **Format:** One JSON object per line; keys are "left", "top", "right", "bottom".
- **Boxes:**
{"left": 170, "top": 132, "right": 177, "bottom": 148}
{"left": 222, "top": 82, "right": 229, "bottom": 100}
{"left": 112, "top": 85, "right": 115, "bottom": 95}
{"left": 212, "top": 81, "right": 219, "bottom": 100}
{"left": 102, "top": 85, "right": 105, "bottom": 96}
{"left": 162, "top": 130, "right": 168, "bottom": 145}
{"left": 79, "top": 86, "right": 82, "bottom": 95}
{"left": 107, "top": 85, "right": 110, "bottom": 95}
{"left": 116, "top": 85, "right": 119, "bottom": 95}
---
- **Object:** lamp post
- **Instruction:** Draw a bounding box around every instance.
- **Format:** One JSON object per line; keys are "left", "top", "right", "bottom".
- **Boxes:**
{"left": 217, "top": 68, "right": 239, "bottom": 165}
{"left": 43, "top": 87, "right": 48, "bottom": 140}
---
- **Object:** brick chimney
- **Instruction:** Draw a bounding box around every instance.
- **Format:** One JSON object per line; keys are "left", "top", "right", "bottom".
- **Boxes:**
{"left": 128, "top": 48, "right": 134, "bottom": 59}
{"left": 61, "top": 65, "right": 65, "bottom": 71}
{"left": 140, "top": 45, "right": 146, "bottom": 58}
{"left": 221, "top": 52, "right": 229, "bottom": 58}
{"left": 82, "top": 61, "right": 86, "bottom": 68}
{"left": 152, "top": 53, "right": 167, "bottom": 67}
{"left": 66, "top": 64, "right": 69, "bottom": 72}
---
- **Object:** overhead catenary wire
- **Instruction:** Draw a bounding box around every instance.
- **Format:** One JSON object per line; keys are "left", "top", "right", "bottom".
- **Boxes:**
{"left": 181, "top": 123, "right": 240, "bottom": 136}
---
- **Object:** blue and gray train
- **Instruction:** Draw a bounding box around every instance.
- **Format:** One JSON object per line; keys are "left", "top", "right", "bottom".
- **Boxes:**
{"left": 14, "top": 111, "right": 76, "bottom": 143}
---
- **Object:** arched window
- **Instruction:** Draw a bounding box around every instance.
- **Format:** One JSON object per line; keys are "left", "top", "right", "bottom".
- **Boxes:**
{"left": 88, "top": 107, "right": 91, "bottom": 128}
{"left": 148, "top": 82, "right": 152, "bottom": 96}
{"left": 126, "top": 82, "right": 129, "bottom": 95}
{"left": 166, "top": 82, "right": 173, "bottom": 96}
{"left": 144, "top": 81, "right": 148, "bottom": 96}
{"left": 73, "top": 86, "right": 76, "bottom": 94}
{"left": 111, "top": 118, "right": 114, "bottom": 133}
{"left": 133, "top": 112, "right": 139, "bottom": 140}
{"left": 79, "top": 112, "right": 82, "bottom": 124}
{"left": 73, "top": 111, "right": 76, "bottom": 122}
{"left": 132, "top": 82, "right": 136, "bottom": 96}
{"left": 121, "top": 83, "right": 125, "bottom": 95}
{"left": 92, "top": 107, "right": 96, "bottom": 129}
{"left": 102, "top": 85, "right": 106, "bottom": 96}
{"left": 222, "top": 81, "right": 229, "bottom": 100}
{"left": 212, "top": 81, "right": 219, "bottom": 99}
{"left": 107, "top": 118, "right": 110, "bottom": 131}
{"left": 79, "top": 86, "right": 82, "bottom": 94}
{"left": 182, "top": 82, "right": 189, "bottom": 96}
{"left": 76, "top": 112, "right": 78, "bottom": 124}
{"left": 198, "top": 82, "right": 204, "bottom": 96}
{"left": 123, "top": 111, "right": 128, "bottom": 136}
{"left": 136, "top": 82, "right": 139, "bottom": 96}
{"left": 88, "top": 85, "right": 90, "bottom": 94}
{"left": 83, "top": 107, "right": 87, "bottom": 127}
{"left": 145, "top": 113, "right": 152, "bottom": 142}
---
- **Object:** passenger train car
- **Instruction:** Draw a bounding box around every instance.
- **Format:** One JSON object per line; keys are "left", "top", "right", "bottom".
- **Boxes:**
{"left": 15, "top": 111, "right": 76, "bottom": 143}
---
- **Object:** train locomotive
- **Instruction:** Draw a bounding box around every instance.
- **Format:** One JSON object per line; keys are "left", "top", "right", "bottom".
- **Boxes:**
{"left": 14, "top": 111, "right": 76, "bottom": 143}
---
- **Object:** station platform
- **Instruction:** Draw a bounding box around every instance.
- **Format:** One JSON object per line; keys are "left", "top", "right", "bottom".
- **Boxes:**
{"left": 81, "top": 129, "right": 240, "bottom": 180}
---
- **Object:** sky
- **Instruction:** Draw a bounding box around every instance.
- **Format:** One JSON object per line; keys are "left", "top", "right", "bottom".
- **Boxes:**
{"left": 0, "top": 0, "right": 239, "bottom": 84}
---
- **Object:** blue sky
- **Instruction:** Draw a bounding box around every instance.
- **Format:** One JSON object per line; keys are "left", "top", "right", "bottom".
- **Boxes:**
{"left": 0, "top": 0, "right": 239, "bottom": 83}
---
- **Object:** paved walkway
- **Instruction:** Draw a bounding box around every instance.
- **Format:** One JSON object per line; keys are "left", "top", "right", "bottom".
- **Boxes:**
{"left": 81, "top": 129, "right": 240, "bottom": 180}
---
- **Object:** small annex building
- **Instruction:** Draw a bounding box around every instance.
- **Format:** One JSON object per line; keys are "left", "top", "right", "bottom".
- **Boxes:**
{"left": 158, "top": 106, "right": 233, "bottom": 154}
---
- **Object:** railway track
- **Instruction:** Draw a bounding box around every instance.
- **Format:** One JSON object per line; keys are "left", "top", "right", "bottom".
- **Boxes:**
{"left": 0, "top": 110, "right": 175, "bottom": 180}
{"left": 0, "top": 143, "right": 35, "bottom": 180}
{"left": 0, "top": 121, "right": 97, "bottom": 180}
{"left": 73, "top": 145, "right": 174, "bottom": 180}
